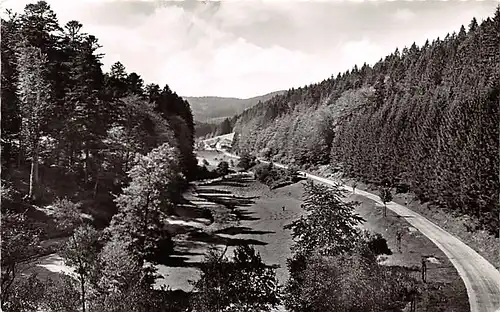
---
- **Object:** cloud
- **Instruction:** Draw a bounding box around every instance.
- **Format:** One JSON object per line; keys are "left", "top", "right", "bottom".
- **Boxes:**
{"left": 393, "top": 8, "right": 416, "bottom": 22}
{"left": 2, "top": 0, "right": 499, "bottom": 98}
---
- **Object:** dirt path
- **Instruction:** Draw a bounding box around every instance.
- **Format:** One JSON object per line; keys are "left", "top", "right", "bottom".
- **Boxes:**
{"left": 212, "top": 147, "right": 500, "bottom": 312}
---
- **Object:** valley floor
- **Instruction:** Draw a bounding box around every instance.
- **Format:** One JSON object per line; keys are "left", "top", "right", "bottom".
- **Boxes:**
{"left": 32, "top": 150, "right": 480, "bottom": 312}
{"left": 155, "top": 150, "right": 472, "bottom": 311}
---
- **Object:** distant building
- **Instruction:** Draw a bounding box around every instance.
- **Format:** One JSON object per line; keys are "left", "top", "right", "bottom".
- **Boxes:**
{"left": 219, "top": 138, "right": 232, "bottom": 150}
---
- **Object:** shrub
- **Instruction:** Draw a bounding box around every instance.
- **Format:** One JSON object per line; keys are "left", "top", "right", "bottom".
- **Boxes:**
{"left": 191, "top": 245, "right": 280, "bottom": 312}
{"left": 253, "top": 162, "right": 304, "bottom": 189}
{"left": 358, "top": 231, "right": 392, "bottom": 258}
{"left": 216, "top": 161, "right": 229, "bottom": 176}
{"left": 195, "top": 165, "right": 224, "bottom": 180}
{"left": 254, "top": 163, "right": 272, "bottom": 183}
{"left": 259, "top": 147, "right": 273, "bottom": 160}
{"left": 284, "top": 243, "right": 414, "bottom": 312}
{"left": 238, "top": 152, "right": 254, "bottom": 170}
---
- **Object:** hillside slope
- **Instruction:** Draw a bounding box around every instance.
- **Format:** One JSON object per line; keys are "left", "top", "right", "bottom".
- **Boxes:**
{"left": 218, "top": 150, "right": 500, "bottom": 312}
{"left": 230, "top": 11, "right": 500, "bottom": 235}
{"left": 183, "top": 90, "right": 285, "bottom": 123}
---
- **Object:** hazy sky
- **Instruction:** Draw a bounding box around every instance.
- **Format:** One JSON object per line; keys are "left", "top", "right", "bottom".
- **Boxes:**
{"left": 2, "top": 0, "right": 498, "bottom": 98}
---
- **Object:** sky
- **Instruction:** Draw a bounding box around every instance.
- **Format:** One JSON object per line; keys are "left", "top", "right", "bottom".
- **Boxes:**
{"left": 2, "top": 0, "right": 499, "bottom": 98}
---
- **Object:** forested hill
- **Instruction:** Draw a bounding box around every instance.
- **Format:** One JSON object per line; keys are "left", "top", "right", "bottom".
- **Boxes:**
{"left": 231, "top": 9, "right": 500, "bottom": 235}
{"left": 1, "top": 1, "right": 197, "bottom": 224}
{"left": 191, "top": 91, "right": 285, "bottom": 138}
{"left": 184, "top": 90, "right": 285, "bottom": 123}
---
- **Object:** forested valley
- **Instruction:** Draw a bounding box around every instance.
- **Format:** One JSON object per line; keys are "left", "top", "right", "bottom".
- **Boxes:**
{"left": 1, "top": 2, "right": 499, "bottom": 312}
{"left": 231, "top": 8, "right": 500, "bottom": 236}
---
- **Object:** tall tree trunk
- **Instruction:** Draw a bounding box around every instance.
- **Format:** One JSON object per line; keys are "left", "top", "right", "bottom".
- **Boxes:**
{"left": 124, "top": 149, "right": 130, "bottom": 173}
{"left": 139, "top": 191, "right": 151, "bottom": 267}
{"left": 80, "top": 275, "right": 86, "bottom": 312}
{"left": 84, "top": 148, "right": 90, "bottom": 183}
{"left": 29, "top": 141, "right": 39, "bottom": 200}
{"left": 1, "top": 264, "right": 16, "bottom": 305}
{"left": 93, "top": 173, "right": 99, "bottom": 199}
{"left": 17, "top": 141, "right": 24, "bottom": 168}
{"left": 69, "top": 143, "right": 74, "bottom": 169}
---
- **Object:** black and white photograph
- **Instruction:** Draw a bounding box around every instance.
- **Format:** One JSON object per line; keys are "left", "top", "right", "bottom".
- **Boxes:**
{"left": 1, "top": 0, "right": 499, "bottom": 311}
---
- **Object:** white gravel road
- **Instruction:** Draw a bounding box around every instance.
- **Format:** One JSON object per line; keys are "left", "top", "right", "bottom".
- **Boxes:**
{"left": 217, "top": 149, "right": 500, "bottom": 312}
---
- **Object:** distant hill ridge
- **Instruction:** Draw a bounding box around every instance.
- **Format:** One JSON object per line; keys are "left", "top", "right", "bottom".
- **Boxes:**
{"left": 183, "top": 90, "right": 285, "bottom": 123}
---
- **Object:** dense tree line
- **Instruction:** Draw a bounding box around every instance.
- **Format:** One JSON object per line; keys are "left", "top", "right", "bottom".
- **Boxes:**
{"left": 194, "top": 117, "right": 236, "bottom": 139}
{"left": 1, "top": 1, "right": 196, "bottom": 223}
{"left": 232, "top": 9, "right": 500, "bottom": 235}
{"left": 194, "top": 121, "right": 218, "bottom": 138}
{"left": 1, "top": 1, "right": 197, "bottom": 310}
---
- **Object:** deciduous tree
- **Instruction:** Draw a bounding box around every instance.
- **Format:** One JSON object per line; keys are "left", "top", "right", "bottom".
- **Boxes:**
{"left": 191, "top": 245, "right": 280, "bottom": 312}
{"left": 380, "top": 187, "right": 393, "bottom": 218}
{"left": 0, "top": 211, "right": 41, "bottom": 307}
{"left": 108, "top": 143, "right": 181, "bottom": 265}
{"left": 61, "top": 225, "right": 102, "bottom": 312}
{"left": 16, "top": 46, "right": 52, "bottom": 200}
{"left": 284, "top": 181, "right": 365, "bottom": 256}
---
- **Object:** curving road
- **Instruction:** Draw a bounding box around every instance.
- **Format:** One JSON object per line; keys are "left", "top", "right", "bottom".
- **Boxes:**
{"left": 217, "top": 149, "right": 500, "bottom": 312}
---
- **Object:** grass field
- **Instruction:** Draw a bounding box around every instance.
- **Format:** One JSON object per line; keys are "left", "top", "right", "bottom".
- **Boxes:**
{"left": 156, "top": 172, "right": 306, "bottom": 290}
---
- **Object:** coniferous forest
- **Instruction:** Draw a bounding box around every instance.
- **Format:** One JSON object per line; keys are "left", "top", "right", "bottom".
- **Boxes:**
{"left": 232, "top": 9, "right": 500, "bottom": 235}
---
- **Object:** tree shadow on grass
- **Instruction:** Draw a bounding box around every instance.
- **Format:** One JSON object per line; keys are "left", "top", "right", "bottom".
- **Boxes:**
{"left": 196, "top": 187, "right": 259, "bottom": 200}
{"left": 162, "top": 241, "right": 206, "bottom": 268}
{"left": 174, "top": 202, "right": 214, "bottom": 222}
{"left": 195, "top": 189, "right": 232, "bottom": 195}
{"left": 197, "top": 194, "right": 255, "bottom": 209}
{"left": 233, "top": 208, "right": 260, "bottom": 221}
{"left": 201, "top": 175, "right": 255, "bottom": 188}
{"left": 204, "top": 181, "right": 250, "bottom": 188}
{"left": 165, "top": 255, "right": 203, "bottom": 268}
{"left": 174, "top": 250, "right": 205, "bottom": 257}
{"left": 186, "top": 229, "right": 268, "bottom": 246}
{"left": 167, "top": 224, "right": 192, "bottom": 236}
{"left": 427, "top": 265, "right": 455, "bottom": 270}
{"left": 214, "top": 226, "right": 274, "bottom": 236}
{"left": 173, "top": 240, "right": 209, "bottom": 254}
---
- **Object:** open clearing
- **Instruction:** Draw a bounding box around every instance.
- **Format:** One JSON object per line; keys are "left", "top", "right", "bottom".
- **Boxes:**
{"left": 156, "top": 169, "right": 305, "bottom": 290}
